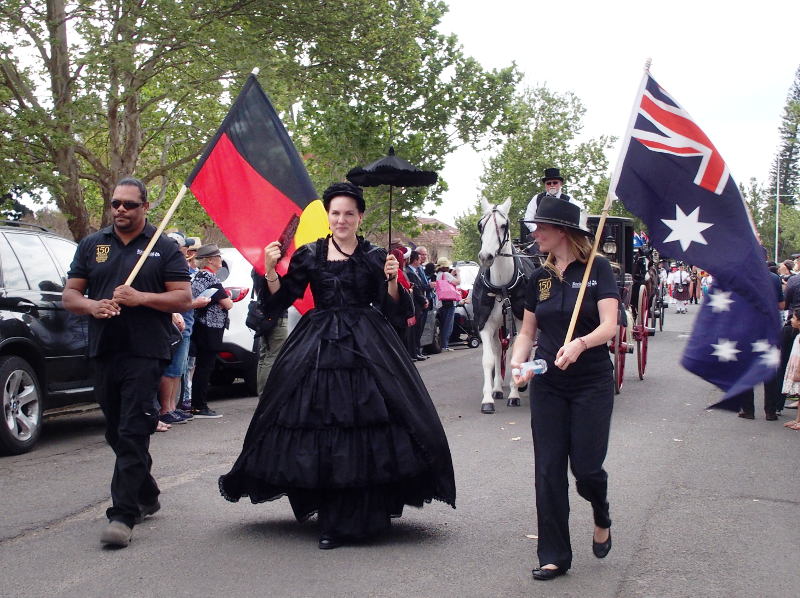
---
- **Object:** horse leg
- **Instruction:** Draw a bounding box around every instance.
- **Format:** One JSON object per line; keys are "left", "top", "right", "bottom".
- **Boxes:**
{"left": 480, "top": 327, "right": 499, "bottom": 414}
{"left": 505, "top": 331, "right": 522, "bottom": 407}
{"left": 492, "top": 334, "right": 505, "bottom": 402}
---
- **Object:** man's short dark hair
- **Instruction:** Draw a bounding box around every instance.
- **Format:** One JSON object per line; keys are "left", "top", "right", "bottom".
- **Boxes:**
{"left": 409, "top": 250, "right": 419, "bottom": 263}
{"left": 116, "top": 177, "right": 148, "bottom": 203}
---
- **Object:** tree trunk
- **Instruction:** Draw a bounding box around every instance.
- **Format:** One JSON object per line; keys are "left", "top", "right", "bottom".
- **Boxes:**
{"left": 47, "top": 0, "right": 91, "bottom": 240}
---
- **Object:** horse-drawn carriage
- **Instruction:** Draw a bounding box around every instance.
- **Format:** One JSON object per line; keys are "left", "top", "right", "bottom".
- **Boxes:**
{"left": 587, "top": 215, "right": 655, "bottom": 393}
{"left": 472, "top": 200, "right": 658, "bottom": 414}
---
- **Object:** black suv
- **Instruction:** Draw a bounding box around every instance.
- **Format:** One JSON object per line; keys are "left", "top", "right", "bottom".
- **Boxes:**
{"left": 0, "top": 222, "right": 93, "bottom": 454}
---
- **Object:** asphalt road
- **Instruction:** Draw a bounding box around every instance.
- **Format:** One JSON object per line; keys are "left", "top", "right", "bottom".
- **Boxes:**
{"left": 2, "top": 305, "right": 798, "bottom": 598}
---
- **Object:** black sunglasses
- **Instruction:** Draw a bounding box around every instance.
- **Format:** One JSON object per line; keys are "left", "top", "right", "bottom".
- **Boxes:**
{"left": 111, "top": 200, "right": 145, "bottom": 210}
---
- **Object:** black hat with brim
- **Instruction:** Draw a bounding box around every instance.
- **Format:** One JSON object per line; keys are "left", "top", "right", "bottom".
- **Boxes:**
{"left": 533, "top": 196, "right": 592, "bottom": 236}
{"left": 541, "top": 167, "right": 564, "bottom": 182}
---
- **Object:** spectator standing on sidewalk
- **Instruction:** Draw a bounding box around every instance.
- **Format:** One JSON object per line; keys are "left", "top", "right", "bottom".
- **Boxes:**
{"left": 734, "top": 264, "right": 784, "bottom": 420}
{"left": 157, "top": 232, "right": 211, "bottom": 428}
{"left": 190, "top": 244, "right": 233, "bottom": 418}
{"left": 63, "top": 177, "right": 192, "bottom": 547}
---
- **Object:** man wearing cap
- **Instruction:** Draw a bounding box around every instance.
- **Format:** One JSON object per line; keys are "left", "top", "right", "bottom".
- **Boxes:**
{"left": 63, "top": 177, "right": 192, "bottom": 548}
{"left": 522, "top": 168, "right": 573, "bottom": 239}
{"left": 157, "top": 233, "right": 211, "bottom": 428}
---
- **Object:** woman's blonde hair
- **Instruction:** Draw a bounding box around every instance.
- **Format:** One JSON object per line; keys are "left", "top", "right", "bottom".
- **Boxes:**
{"left": 543, "top": 227, "right": 594, "bottom": 280}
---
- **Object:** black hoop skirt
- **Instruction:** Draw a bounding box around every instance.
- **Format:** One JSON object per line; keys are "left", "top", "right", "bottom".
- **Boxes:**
{"left": 219, "top": 239, "right": 456, "bottom": 539}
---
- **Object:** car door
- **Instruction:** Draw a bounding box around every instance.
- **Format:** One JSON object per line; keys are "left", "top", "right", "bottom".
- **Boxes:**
{"left": 0, "top": 232, "right": 92, "bottom": 401}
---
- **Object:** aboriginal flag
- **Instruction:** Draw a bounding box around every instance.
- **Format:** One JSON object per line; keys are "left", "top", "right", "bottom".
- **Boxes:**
{"left": 186, "top": 74, "right": 328, "bottom": 311}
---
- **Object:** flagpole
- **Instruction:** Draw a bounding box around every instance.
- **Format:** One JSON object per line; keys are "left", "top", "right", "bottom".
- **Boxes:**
{"left": 123, "top": 185, "right": 189, "bottom": 286}
{"left": 563, "top": 193, "right": 612, "bottom": 344}
{"left": 563, "top": 58, "right": 651, "bottom": 345}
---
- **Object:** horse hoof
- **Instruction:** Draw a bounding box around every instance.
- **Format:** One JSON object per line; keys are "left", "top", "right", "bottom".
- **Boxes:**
{"left": 507, "top": 398, "right": 521, "bottom": 407}
{"left": 492, "top": 391, "right": 504, "bottom": 402}
{"left": 481, "top": 403, "right": 496, "bottom": 414}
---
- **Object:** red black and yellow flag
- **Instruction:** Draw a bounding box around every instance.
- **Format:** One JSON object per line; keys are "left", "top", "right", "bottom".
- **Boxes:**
{"left": 186, "top": 74, "right": 328, "bottom": 311}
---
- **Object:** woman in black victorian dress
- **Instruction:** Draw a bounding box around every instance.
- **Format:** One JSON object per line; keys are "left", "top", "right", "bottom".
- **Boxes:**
{"left": 219, "top": 182, "right": 456, "bottom": 549}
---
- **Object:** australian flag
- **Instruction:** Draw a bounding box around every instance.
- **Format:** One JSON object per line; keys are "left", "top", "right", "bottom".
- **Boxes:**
{"left": 611, "top": 72, "right": 781, "bottom": 410}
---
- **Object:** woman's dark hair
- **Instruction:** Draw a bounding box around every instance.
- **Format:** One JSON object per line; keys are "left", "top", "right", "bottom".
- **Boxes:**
{"left": 322, "top": 182, "right": 366, "bottom": 213}
{"left": 115, "top": 177, "right": 147, "bottom": 203}
{"left": 793, "top": 308, "right": 800, "bottom": 320}
{"left": 424, "top": 262, "right": 436, "bottom": 277}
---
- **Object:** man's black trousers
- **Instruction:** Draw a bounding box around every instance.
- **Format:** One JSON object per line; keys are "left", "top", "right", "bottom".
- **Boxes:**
{"left": 530, "top": 373, "right": 614, "bottom": 570}
{"left": 94, "top": 354, "right": 163, "bottom": 527}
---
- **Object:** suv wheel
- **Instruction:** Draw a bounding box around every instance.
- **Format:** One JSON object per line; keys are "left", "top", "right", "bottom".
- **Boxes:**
{"left": 425, "top": 320, "right": 442, "bottom": 354}
{"left": 0, "top": 356, "right": 43, "bottom": 455}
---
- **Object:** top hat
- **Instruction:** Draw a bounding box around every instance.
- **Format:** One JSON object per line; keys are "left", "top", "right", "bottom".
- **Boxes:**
{"left": 541, "top": 167, "right": 564, "bottom": 183}
{"left": 195, "top": 243, "right": 222, "bottom": 258}
{"left": 533, "top": 196, "right": 591, "bottom": 236}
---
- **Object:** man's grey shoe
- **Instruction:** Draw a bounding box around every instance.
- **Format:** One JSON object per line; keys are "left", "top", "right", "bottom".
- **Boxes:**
{"left": 100, "top": 521, "right": 133, "bottom": 547}
{"left": 135, "top": 500, "right": 161, "bottom": 524}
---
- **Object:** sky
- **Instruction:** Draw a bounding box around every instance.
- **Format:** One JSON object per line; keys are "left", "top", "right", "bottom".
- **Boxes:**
{"left": 427, "top": 0, "right": 800, "bottom": 225}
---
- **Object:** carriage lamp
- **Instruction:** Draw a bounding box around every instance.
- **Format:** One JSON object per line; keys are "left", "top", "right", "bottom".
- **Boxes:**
{"left": 602, "top": 236, "right": 617, "bottom": 255}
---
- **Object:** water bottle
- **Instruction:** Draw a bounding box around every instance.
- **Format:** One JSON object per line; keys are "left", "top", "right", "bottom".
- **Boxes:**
{"left": 512, "top": 359, "right": 548, "bottom": 378}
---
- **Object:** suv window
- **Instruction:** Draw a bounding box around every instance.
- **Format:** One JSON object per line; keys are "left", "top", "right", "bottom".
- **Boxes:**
{"left": 0, "top": 233, "right": 29, "bottom": 290}
{"left": 42, "top": 235, "right": 77, "bottom": 279}
{"left": 5, "top": 232, "right": 64, "bottom": 292}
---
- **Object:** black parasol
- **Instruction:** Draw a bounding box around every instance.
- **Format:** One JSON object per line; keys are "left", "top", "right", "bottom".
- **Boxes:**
{"left": 346, "top": 147, "right": 438, "bottom": 248}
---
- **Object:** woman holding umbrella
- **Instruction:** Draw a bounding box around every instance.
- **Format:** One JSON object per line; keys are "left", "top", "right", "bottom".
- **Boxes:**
{"left": 219, "top": 182, "right": 456, "bottom": 549}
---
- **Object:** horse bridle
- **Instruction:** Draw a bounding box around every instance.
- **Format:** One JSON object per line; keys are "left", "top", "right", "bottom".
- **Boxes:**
{"left": 477, "top": 207, "right": 511, "bottom": 256}
{"left": 479, "top": 206, "right": 539, "bottom": 259}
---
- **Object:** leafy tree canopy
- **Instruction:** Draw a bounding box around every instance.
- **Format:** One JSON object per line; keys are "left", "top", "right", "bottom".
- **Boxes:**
{"left": 0, "top": 0, "right": 519, "bottom": 242}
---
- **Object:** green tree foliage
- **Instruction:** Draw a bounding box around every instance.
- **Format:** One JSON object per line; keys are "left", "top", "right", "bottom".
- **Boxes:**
{"left": 453, "top": 87, "right": 615, "bottom": 261}
{"left": 769, "top": 65, "right": 800, "bottom": 207}
{"left": 0, "top": 0, "right": 519, "bottom": 241}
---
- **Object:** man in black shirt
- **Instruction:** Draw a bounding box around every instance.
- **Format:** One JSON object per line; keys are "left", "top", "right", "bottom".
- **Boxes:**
{"left": 64, "top": 177, "right": 192, "bottom": 547}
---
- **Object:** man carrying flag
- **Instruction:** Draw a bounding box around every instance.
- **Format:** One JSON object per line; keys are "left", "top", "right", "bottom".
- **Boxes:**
{"left": 610, "top": 67, "right": 782, "bottom": 411}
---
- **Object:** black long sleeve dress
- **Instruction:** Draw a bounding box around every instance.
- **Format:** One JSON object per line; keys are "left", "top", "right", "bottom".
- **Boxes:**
{"left": 219, "top": 237, "right": 456, "bottom": 539}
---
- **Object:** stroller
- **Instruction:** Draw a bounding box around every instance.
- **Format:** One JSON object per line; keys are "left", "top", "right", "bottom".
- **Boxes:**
{"left": 447, "top": 289, "right": 481, "bottom": 348}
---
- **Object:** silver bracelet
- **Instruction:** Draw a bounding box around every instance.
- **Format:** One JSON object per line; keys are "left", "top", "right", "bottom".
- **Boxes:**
{"left": 265, "top": 273, "right": 278, "bottom": 283}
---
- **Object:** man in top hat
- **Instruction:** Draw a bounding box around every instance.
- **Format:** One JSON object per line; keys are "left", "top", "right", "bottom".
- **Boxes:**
{"left": 523, "top": 168, "right": 573, "bottom": 238}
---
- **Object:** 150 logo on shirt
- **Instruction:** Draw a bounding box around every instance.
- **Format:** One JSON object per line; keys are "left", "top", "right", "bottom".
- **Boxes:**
{"left": 538, "top": 278, "right": 552, "bottom": 301}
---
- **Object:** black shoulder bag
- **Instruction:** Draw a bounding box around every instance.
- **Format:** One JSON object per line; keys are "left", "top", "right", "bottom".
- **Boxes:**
{"left": 245, "top": 278, "right": 280, "bottom": 338}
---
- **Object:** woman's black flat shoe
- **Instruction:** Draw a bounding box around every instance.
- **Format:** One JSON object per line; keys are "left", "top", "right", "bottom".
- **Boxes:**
{"left": 318, "top": 535, "right": 342, "bottom": 550}
{"left": 532, "top": 566, "right": 567, "bottom": 581}
{"left": 593, "top": 530, "right": 612, "bottom": 558}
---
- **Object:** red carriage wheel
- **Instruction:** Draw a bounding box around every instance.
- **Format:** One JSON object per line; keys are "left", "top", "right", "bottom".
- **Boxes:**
{"left": 612, "top": 324, "right": 626, "bottom": 394}
{"left": 636, "top": 285, "right": 649, "bottom": 380}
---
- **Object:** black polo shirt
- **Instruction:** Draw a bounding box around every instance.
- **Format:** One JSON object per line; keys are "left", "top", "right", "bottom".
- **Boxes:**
{"left": 68, "top": 222, "right": 190, "bottom": 359}
{"left": 525, "top": 256, "right": 618, "bottom": 379}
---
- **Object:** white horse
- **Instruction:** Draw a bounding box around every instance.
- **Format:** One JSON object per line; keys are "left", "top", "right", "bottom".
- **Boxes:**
{"left": 473, "top": 198, "right": 536, "bottom": 414}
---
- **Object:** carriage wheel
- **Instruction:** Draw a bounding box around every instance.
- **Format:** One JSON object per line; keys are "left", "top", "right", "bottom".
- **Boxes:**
{"left": 636, "top": 286, "right": 649, "bottom": 380}
{"left": 658, "top": 291, "right": 666, "bottom": 332}
{"left": 613, "top": 324, "right": 626, "bottom": 394}
{"left": 648, "top": 291, "right": 658, "bottom": 333}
